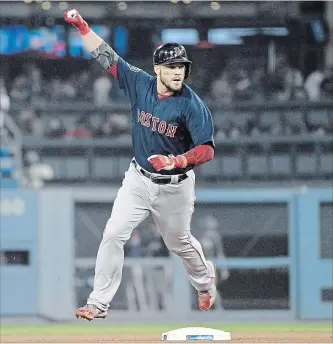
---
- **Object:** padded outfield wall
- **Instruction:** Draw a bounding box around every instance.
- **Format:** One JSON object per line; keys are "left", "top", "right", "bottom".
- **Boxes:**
{"left": 0, "top": 186, "right": 332, "bottom": 321}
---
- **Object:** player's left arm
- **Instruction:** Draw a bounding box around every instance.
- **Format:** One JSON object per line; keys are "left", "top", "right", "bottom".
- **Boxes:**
{"left": 148, "top": 101, "right": 215, "bottom": 171}
{"left": 183, "top": 143, "right": 215, "bottom": 166}
{"left": 147, "top": 144, "right": 214, "bottom": 171}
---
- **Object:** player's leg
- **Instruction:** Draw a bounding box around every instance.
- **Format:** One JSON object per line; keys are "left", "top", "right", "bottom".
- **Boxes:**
{"left": 76, "top": 164, "right": 150, "bottom": 320}
{"left": 151, "top": 171, "right": 216, "bottom": 311}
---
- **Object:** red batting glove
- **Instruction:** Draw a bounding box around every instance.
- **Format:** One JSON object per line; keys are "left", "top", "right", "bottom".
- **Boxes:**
{"left": 64, "top": 9, "right": 91, "bottom": 36}
{"left": 147, "top": 154, "right": 187, "bottom": 172}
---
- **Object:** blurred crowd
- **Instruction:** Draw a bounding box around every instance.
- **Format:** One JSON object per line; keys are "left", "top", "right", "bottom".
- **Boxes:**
{"left": 1, "top": 61, "right": 126, "bottom": 107}
{"left": 206, "top": 58, "right": 333, "bottom": 105}
{"left": 4, "top": 57, "right": 333, "bottom": 106}
{"left": 1, "top": 54, "right": 333, "bottom": 141}
{"left": 214, "top": 111, "right": 333, "bottom": 141}
{"left": 14, "top": 108, "right": 131, "bottom": 139}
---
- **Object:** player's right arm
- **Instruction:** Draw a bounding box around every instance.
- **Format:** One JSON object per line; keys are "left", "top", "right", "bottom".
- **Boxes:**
{"left": 64, "top": 9, "right": 119, "bottom": 76}
{"left": 64, "top": 9, "right": 151, "bottom": 102}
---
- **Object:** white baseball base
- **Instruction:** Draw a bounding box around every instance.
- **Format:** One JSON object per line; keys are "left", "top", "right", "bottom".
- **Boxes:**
{"left": 161, "top": 327, "right": 231, "bottom": 341}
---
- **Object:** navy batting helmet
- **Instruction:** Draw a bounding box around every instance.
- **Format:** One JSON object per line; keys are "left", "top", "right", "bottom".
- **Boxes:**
{"left": 153, "top": 43, "right": 192, "bottom": 79}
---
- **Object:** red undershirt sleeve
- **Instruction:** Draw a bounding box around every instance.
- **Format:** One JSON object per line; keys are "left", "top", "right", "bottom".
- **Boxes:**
{"left": 183, "top": 144, "right": 214, "bottom": 166}
{"left": 108, "top": 63, "right": 118, "bottom": 79}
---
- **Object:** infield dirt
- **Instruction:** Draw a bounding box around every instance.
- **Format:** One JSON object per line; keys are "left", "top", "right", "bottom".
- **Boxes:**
{"left": 1, "top": 331, "right": 332, "bottom": 343}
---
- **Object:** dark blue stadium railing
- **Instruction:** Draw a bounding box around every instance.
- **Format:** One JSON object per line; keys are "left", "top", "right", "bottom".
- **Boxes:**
{"left": 10, "top": 99, "right": 333, "bottom": 113}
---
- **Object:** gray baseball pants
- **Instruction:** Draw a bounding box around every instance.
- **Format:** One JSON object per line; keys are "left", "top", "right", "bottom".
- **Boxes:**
{"left": 87, "top": 162, "right": 214, "bottom": 311}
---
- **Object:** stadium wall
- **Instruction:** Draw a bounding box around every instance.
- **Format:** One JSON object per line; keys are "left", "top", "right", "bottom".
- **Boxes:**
{"left": 0, "top": 187, "right": 332, "bottom": 321}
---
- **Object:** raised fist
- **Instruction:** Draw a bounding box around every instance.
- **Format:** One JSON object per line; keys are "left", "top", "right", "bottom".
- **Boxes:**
{"left": 63, "top": 9, "right": 90, "bottom": 35}
{"left": 64, "top": 9, "right": 84, "bottom": 28}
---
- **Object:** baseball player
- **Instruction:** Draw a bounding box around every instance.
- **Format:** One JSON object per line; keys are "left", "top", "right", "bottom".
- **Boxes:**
{"left": 64, "top": 9, "right": 217, "bottom": 321}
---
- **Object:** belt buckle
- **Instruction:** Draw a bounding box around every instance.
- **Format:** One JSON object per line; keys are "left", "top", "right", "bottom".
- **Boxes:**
{"left": 150, "top": 173, "right": 163, "bottom": 182}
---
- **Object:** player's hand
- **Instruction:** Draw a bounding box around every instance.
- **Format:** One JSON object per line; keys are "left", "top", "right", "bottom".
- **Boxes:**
{"left": 64, "top": 9, "right": 90, "bottom": 35}
{"left": 64, "top": 9, "right": 83, "bottom": 26}
{"left": 147, "top": 154, "right": 187, "bottom": 171}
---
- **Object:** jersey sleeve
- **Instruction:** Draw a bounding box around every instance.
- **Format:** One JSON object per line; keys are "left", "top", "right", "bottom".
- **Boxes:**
{"left": 116, "top": 57, "right": 152, "bottom": 104}
{"left": 185, "top": 100, "right": 215, "bottom": 148}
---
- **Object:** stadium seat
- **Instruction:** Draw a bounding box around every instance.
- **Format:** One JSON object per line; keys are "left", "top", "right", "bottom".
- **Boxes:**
{"left": 285, "top": 111, "right": 305, "bottom": 133}
{"left": 198, "top": 158, "right": 221, "bottom": 177}
{"left": 221, "top": 156, "right": 242, "bottom": 177}
{"left": 65, "top": 157, "right": 88, "bottom": 179}
{"left": 319, "top": 154, "right": 333, "bottom": 174}
{"left": 269, "top": 155, "right": 291, "bottom": 176}
{"left": 232, "top": 111, "right": 253, "bottom": 130}
{"left": 307, "top": 110, "right": 329, "bottom": 127}
{"left": 260, "top": 111, "right": 281, "bottom": 128}
{"left": 296, "top": 154, "right": 317, "bottom": 174}
{"left": 93, "top": 157, "right": 115, "bottom": 179}
{"left": 247, "top": 155, "right": 268, "bottom": 176}
{"left": 61, "top": 114, "right": 78, "bottom": 129}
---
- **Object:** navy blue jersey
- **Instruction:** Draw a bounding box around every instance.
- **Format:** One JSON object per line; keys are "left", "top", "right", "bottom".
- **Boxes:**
{"left": 116, "top": 57, "right": 215, "bottom": 174}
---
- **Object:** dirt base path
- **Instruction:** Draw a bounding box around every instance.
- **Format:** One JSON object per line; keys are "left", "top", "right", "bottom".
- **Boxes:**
{"left": 1, "top": 332, "right": 332, "bottom": 343}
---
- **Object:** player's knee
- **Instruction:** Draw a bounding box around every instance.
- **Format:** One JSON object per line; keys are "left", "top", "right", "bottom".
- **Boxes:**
{"left": 102, "top": 222, "right": 131, "bottom": 244}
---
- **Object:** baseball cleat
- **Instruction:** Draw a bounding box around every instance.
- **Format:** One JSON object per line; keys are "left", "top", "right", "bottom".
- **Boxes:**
{"left": 198, "top": 260, "right": 217, "bottom": 311}
{"left": 75, "top": 304, "right": 107, "bottom": 321}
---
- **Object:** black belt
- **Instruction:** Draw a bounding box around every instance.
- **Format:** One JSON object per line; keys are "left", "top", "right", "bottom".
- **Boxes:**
{"left": 132, "top": 159, "right": 188, "bottom": 185}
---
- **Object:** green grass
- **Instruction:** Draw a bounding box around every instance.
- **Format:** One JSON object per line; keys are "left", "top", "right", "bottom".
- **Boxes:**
{"left": 1, "top": 322, "right": 332, "bottom": 336}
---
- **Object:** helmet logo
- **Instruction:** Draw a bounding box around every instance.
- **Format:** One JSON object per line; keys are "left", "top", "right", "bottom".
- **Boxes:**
{"left": 174, "top": 47, "right": 182, "bottom": 57}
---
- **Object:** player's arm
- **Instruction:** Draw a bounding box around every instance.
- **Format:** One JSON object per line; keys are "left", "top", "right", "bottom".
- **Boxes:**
{"left": 64, "top": 9, "right": 118, "bottom": 77}
{"left": 148, "top": 101, "right": 215, "bottom": 172}
{"left": 148, "top": 145, "right": 214, "bottom": 171}
{"left": 183, "top": 144, "right": 214, "bottom": 166}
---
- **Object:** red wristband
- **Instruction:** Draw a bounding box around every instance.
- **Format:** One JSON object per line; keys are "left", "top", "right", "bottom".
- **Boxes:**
{"left": 78, "top": 21, "right": 91, "bottom": 36}
{"left": 174, "top": 155, "right": 188, "bottom": 169}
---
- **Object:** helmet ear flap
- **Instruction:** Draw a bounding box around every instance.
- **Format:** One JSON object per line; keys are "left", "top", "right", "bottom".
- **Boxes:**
{"left": 184, "top": 63, "right": 191, "bottom": 79}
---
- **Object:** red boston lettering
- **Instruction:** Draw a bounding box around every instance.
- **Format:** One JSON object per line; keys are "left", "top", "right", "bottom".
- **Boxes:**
{"left": 158, "top": 120, "right": 167, "bottom": 134}
{"left": 165, "top": 124, "right": 177, "bottom": 138}
{"left": 137, "top": 109, "right": 177, "bottom": 138}
{"left": 151, "top": 116, "right": 159, "bottom": 131}
{"left": 143, "top": 113, "right": 152, "bottom": 127}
